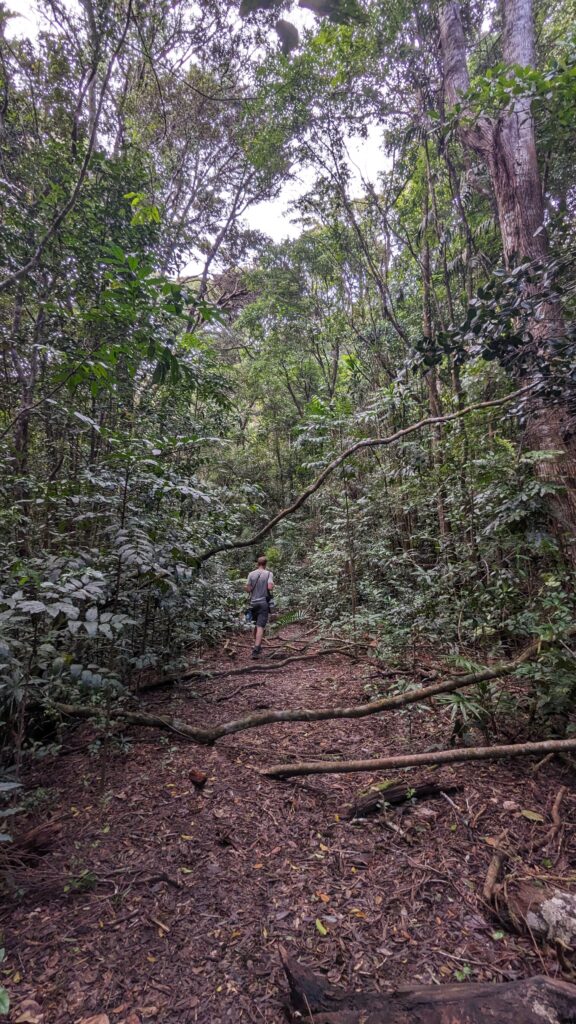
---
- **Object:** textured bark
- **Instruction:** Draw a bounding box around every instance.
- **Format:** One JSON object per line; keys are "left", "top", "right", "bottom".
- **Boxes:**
{"left": 281, "top": 949, "right": 576, "bottom": 1023}
{"left": 439, "top": 0, "right": 576, "bottom": 561}
{"left": 263, "top": 736, "right": 576, "bottom": 779}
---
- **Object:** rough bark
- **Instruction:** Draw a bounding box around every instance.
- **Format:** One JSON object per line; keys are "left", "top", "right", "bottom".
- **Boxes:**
{"left": 280, "top": 948, "right": 576, "bottom": 1023}
{"left": 263, "top": 736, "right": 576, "bottom": 779}
{"left": 439, "top": 0, "right": 576, "bottom": 561}
{"left": 344, "top": 780, "right": 461, "bottom": 819}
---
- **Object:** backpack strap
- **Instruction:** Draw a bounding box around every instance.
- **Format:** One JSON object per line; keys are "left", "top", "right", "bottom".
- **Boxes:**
{"left": 249, "top": 569, "right": 272, "bottom": 593}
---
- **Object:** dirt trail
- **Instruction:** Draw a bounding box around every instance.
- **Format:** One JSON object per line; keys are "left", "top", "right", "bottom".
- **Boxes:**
{"left": 3, "top": 629, "right": 575, "bottom": 1023}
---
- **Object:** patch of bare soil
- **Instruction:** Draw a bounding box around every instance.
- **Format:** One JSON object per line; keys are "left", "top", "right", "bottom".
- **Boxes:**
{"left": 2, "top": 628, "right": 575, "bottom": 1023}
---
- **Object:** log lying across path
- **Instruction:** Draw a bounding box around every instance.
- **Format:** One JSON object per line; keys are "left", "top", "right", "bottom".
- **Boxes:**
{"left": 140, "top": 626, "right": 576, "bottom": 740}
{"left": 55, "top": 626, "right": 576, "bottom": 751}
{"left": 281, "top": 948, "right": 576, "bottom": 1023}
{"left": 263, "top": 737, "right": 576, "bottom": 779}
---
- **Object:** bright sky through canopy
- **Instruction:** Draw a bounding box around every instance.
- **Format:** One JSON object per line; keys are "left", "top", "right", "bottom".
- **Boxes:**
{"left": 6, "top": 0, "right": 388, "bottom": 250}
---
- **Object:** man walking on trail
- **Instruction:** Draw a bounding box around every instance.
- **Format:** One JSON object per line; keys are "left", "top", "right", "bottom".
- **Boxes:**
{"left": 245, "top": 555, "right": 274, "bottom": 659}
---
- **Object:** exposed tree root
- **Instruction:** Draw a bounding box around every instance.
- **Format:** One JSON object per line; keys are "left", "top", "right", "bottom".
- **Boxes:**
{"left": 262, "top": 737, "right": 576, "bottom": 778}
{"left": 139, "top": 646, "right": 349, "bottom": 691}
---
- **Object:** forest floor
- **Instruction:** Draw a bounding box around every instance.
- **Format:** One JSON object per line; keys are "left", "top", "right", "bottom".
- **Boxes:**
{"left": 3, "top": 626, "right": 575, "bottom": 1024}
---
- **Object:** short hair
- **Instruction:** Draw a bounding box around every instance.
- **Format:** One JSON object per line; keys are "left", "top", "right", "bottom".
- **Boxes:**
{"left": 257, "top": 555, "right": 267, "bottom": 567}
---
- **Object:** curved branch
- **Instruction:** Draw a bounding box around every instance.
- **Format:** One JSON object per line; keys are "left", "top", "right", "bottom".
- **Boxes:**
{"left": 182, "top": 626, "right": 572, "bottom": 744}
{"left": 198, "top": 385, "right": 534, "bottom": 562}
{"left": 56, "top": 627, "right": 574, "bottom": 747}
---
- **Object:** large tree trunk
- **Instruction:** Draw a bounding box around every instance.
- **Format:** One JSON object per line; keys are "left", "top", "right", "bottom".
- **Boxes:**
{"left": 439, "top": 0, "right": 576, "bottom": 561}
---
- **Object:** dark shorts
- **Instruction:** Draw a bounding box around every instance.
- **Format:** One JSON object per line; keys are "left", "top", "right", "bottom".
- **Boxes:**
{"left": 251, "top": 602, "right": 269, "bottom": 628}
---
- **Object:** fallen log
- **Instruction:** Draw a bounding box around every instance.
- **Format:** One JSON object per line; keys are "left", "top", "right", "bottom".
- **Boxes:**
{"left": 55, "top": 629, "right": 576, "bottom": 748}
{"left": 280, "top": 948, "right": 576, "bottom": 1023}
{"left": 345, "top": 779, "right": 461, "bottom": 819}
{"left": 142, "top": 627, "right": 576, "bottom": 741}
{"left": 262, "top": 736, "right": 576, "bottom": 778}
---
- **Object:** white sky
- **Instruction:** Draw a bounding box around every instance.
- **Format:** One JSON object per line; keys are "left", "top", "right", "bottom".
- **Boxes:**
{"left": 5, "top": 0, "right": 388, "bottom": 248}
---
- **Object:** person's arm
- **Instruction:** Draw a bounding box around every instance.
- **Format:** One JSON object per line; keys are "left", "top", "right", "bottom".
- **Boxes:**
{"left": 244, "top": 574, "right": 252, "bottom": 594}
{"left": 267, "top": 571, "right": 274, "bottom": 591}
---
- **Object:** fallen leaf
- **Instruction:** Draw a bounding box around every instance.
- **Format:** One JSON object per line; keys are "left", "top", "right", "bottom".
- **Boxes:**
{"left": 317, "top": 892, "right": 330, "bottom": 903}
{"left": 15, "top": 1000, "right": 44, "bottom": 1024}
{"left": 75, "top": 1016, "right": 110, "bottom": 1024}
{"left": 315, "top": 918, "right": 328, "bottom": 936}
{"left": 521, "top": 809, "right": 545, "bottom": 822}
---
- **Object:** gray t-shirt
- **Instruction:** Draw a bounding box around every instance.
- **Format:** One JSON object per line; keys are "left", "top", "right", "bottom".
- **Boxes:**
{"left": 247, "top": 569, "right": 273, "bottom": 606}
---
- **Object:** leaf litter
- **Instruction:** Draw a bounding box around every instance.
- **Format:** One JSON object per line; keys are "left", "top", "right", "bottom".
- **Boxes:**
{"left": 2, "top": 627, "right": 575, "bottom": 1022}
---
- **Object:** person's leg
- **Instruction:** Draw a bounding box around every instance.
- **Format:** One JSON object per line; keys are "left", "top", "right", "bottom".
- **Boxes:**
{"left": 251, "top": 604, "right": 268, "bottom": 657}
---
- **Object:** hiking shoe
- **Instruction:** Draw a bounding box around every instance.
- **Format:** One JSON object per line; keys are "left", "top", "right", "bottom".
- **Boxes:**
{"left": 251, "top": 646, "right": 262, "bottom": 659}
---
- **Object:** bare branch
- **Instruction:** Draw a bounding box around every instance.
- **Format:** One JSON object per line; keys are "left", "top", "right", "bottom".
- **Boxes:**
{"left": 263, "top": 737, "right": 576, "bottom": 779}
{"left": 198, "top": 385, "right": 535, "bottom": 562}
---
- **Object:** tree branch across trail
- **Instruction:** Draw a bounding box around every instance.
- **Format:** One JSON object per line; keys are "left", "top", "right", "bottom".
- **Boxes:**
{"left": 57, "top": 627, "right": 575, "bottom": 746}
{"left": 139, "top": 646, "right": 350, "bottom": 691}
{"left": 262, "top": 737, "right": 576, "bottom": 779}
{"left": 198, "top": 386, "right": 535, "bottom": 562}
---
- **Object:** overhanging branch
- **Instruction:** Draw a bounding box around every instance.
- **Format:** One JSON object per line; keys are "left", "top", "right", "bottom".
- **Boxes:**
{"left": 198, "top": 385, "right": 534, "bottom": 562}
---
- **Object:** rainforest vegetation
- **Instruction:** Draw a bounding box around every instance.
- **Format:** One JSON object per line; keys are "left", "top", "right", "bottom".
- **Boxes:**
{"left": 0, "top": 0, "right": 575, "bottom": 1018}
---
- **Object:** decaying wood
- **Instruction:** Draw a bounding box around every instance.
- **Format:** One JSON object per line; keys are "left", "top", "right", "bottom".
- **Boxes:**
{"left": 263, "top": 736, "right": 576, "bottom": 779}
{"left": 280, "top": 947, "right": 576, "bottom": 1023}
{"left": 483, "top": 852, "right": 506, "bottom": 903}
{"left": 345, "top": 780, "right": 461, "bottom": 819}
{"left": 495, "top": 881, "right": 576, "bottom": 951}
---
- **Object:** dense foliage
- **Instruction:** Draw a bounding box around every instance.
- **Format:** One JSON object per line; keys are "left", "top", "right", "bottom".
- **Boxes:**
{"left": 1, "top": 0, "right": 575, "bottom": 781}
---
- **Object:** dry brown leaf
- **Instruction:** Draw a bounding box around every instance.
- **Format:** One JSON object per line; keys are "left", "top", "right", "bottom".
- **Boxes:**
{"left": 15, "top": 1000, "right": 44, "bottom": 1024}
{"left": 75, "top": 1016, "right": 110, "bottom": 1024}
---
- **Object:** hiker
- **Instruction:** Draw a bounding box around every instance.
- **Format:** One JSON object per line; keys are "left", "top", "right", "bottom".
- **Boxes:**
{"left": 245, "top": 555, "right": 274, "bottom": 659}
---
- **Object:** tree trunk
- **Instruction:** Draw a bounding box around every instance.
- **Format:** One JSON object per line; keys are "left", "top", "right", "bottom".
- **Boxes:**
{"left": 439, "top": 0, "right": 576, "bottom": 561}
